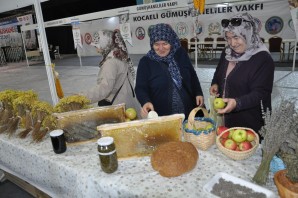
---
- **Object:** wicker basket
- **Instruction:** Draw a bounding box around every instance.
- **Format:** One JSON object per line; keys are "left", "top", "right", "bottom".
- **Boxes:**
{"left": 183, "top": 107, "right": 216, "bottom": 150}
{"left": 216, "top": 127, "right": 259, "bottom": 160}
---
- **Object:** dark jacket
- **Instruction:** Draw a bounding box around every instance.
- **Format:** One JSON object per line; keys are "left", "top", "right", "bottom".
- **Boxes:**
{"left": 135, "top": 47, "right": 203, "bottom": 117}
{"left": 211, "top": 50, "right": 275, "bottom": 134}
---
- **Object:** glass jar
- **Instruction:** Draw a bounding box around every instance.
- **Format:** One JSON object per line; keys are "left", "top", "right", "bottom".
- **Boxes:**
{"left": 97, "top": 137, "right": 118, "bottom": 173}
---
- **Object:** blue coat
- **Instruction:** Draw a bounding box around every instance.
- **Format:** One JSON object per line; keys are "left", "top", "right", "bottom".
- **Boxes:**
{"left": 211, "top": 50, "right": 274, "bottom": 134}
{"left": 135, "top": 48, "right": 203, "bottom": 117}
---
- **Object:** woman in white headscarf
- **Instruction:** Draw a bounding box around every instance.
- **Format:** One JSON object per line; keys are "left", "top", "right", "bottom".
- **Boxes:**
{"left": 82, "top": 29, "right": 141, "bottom": 116}
{"left": 209, "top": 12, "right": 275, "bottom": 140}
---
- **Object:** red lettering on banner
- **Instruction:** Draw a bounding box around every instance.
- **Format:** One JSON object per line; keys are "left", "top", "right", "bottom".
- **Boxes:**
{"left": 0, "top": 26, "right": 17, "bottom": 34}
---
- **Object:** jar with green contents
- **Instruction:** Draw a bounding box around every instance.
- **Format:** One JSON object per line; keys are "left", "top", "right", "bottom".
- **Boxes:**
{"left": 97, "top": 137, "right": 118, "bottom": 173}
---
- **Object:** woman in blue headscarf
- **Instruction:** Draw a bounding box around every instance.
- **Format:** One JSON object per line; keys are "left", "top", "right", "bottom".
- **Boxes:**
{"left": 135, "top": 23, "right": 204, "bottom": 118}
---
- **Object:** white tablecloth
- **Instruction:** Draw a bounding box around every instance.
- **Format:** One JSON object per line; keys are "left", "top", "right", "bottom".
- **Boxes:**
{"left": 0, "top": 132, "right": 279, "bottom": 198}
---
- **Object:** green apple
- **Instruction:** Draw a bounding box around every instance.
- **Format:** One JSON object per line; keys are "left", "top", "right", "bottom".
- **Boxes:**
{"left": 125, "top": 108, "right": 137, "bottom": 120}
{"left": 228, "top": 129, "right": 235, "bottom": 139}
{"left": 184, "top": 123, "right": 188, "bottom": 129}
{"left": 213, "top": 98, "right": 227, "bottom": 109}
{"left": 205, "top": 123, "right": 214, "bottom": 130}
{"left": 195, "top": 127, "right": 205, "bottom": 130}
{"left": 232, "top": 129, "right": 247, "bottom": 143}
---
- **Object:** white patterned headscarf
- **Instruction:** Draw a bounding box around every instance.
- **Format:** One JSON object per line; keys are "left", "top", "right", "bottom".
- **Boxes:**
{"left": 94, "top": 29, "right": 135, "bottom": 79}
{"left": 223, "top": 12, "right": 269, "bottom": 62}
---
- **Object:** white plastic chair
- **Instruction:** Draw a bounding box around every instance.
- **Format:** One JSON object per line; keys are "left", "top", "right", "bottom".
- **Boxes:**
{"left": 54, "top": 46, "right": 61, "bottom": 59}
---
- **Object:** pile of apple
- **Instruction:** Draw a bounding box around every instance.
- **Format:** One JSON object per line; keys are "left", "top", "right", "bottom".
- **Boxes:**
{"left": 217, "top": 126, "right": 257, "bottom": 151}
{"left": 184, "top": 121, "right": 214, "bottom": 131}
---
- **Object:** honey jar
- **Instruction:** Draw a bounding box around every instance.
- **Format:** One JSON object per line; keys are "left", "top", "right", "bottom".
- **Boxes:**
{"left": 97, "top": 137, "right": 118, "bottom": 173}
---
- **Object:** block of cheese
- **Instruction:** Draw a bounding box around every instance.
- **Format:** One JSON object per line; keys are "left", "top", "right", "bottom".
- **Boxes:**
{"left": 53, "top": 103, "right": 126, "bottom": 145}
{"left": 97, "top": 114, "right": 185, "bottom": 158}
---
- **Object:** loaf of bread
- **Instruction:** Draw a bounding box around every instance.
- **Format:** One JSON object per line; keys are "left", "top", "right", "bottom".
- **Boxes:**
{"left": 151, "top": 141, "right": 199, "bottom": 177}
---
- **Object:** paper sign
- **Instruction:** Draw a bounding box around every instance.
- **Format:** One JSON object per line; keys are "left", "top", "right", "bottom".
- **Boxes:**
{"left": 120, "top": 23, "right": 132, "bottom": 46}
{"left": 72, "top": 27, "right": 82, "bottom": 49}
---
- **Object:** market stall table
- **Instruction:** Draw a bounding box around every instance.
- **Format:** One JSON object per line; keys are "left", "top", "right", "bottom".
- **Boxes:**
{"left": 0, "top": 132, "right": 279, "bottom": 198}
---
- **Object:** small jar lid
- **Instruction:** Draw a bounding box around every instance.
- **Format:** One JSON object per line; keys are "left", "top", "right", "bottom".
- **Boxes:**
{"left": 50, "top": 129, "right": 64, "bottom": 137}
{"left": 97, "top": 137, "right": 114, "bottom": 146}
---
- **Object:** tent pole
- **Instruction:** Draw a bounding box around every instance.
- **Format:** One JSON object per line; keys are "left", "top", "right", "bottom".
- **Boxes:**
{"left": 292, "top": 41, "right": 296, "bottom": 72}
{"left": 20, "top": 30, "right": 29, "bottom": 67}
{"left": 77, "top": 47, "right": 82, "bottom": 67}
{"left": 33, "top": 0, "right": 59, "bottom": 105}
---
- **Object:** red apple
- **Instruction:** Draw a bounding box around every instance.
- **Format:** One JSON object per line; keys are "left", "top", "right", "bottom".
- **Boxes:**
{"left": 232, "top": 129, "right": 247, "bottom": 143}
{"left": 220, "top": 138, "right": 228, "bottom": 146}
{"left": 217, "top": 126, "right": 229, "bottom": 138}
{"left": 224, "top": 139, "right": 237, "bottom": 150}
{"left": 246, "top": 130, "right": 256, "bottom": 142}
{"left": 239, "top": 141, "right": 253, "bottom": 151}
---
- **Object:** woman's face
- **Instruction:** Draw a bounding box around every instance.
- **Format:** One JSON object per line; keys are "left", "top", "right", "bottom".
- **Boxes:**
{"left": 97, "top": 31, "right": 110, "bottom": 53}
{"left": 153, "top": 41, "right": 171, "bottom": 57}
{"left": 225, "top": 31, "right": 247, "bottom": 54}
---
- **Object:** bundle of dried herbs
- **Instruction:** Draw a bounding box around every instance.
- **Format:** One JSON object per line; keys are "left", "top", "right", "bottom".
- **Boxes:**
{"left": 0, "top": 89, "right": 95, "bottom": 143}
{"left": 30, "top": 101, "right": 54, "bottom": 142}
{"left": 54, "top": 95, "right": 91, "bottom": 113}
{"left": 12, "top": 90, "right": 38, "bottom": 129}
{"left": 18, "top": 110, "right": 33, "bottom": 138}
{"left": 253, "top": 99, "right": 298, "bottom": 185}
{"left": 0, "top": 90, "right": 22, "bottom": 134}
{"left": 277, "top": 120, "right": 298, "bottom": 182}
{"left": 0, "top": 90, "right": 21, "bottom": 125}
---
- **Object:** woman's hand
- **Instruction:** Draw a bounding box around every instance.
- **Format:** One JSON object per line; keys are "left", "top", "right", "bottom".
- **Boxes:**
{"left": 196, "top": 96, "right": 204, "bottom": 107}
{"left": 216, "top": 98, "right": 237, "bottom": 114}
{"left": 141, "top": 102, "right": 154, "bottom": 118}
{"left": 209, "top": 84, "right": 219, "bottom": 97}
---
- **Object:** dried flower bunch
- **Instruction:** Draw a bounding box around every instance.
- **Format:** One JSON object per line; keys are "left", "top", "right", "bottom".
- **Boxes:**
{"left": 0, "top": 89, "right": 91, "bottom": 142}
{"left": 253, "top": 99, "right": 298, "bottom": 185}
{"left": 30, "top": 101, "right": 54, "bottom": 142}
{"left": 0, "top": 90, "right": 22, "bottom": 135}
{"left": 12, "top": 90, "right": 38, "bottom": 117}
{"left": 54, "top": 95, "right": 91, "bottom": 113}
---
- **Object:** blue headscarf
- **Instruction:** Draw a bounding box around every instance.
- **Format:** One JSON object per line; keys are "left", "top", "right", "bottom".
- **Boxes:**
{"left": 146, "top": 23, "right": 182, "bottom": 89}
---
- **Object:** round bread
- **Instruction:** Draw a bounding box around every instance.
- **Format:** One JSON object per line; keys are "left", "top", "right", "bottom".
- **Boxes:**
{"left": 151, "top": 141, "right": 198, "bottom": 177}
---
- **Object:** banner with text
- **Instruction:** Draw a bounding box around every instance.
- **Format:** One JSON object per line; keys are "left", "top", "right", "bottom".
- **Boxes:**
{"left": 77, "top": 0, "right": 295, "bottom": 55}
{"left": 0, "top": 14, "right": 36, "bottom": 49}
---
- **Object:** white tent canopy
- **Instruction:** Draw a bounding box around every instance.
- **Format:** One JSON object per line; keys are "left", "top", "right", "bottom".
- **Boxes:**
{"left": 0, "top": 0, "right": 48, "bottom": 13}
{"left": 0, "top": 0, "right": 296, "bottom": 105}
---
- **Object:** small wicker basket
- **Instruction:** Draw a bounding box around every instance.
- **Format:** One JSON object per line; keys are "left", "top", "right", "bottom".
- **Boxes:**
{"left": 216, "top": 127, "right": 259, "bottom": 160}
{"left": 183, "top": 107, "right": 216, "bottom": 150}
